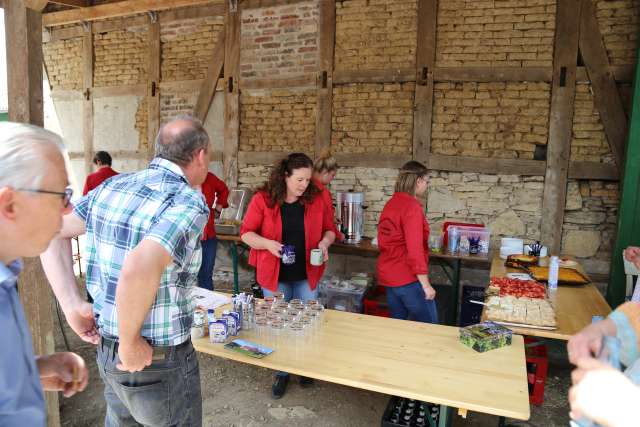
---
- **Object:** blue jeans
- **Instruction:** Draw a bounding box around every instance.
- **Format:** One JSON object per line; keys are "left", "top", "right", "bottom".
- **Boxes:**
{"left": 263, "top": 280, "right": 317, "bottom": 378}
{"left": 386, "top": 281, "right": 439, "bottom": 324}
{"left": 97, "top": 338, "right": 202, "bottom": 426}
{"left": 197, "top": 238, "right": 218, "bottom": 291}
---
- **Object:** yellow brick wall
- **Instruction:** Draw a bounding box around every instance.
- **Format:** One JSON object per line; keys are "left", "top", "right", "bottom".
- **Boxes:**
{"left": 595, "top": 0, "right": 640, "bottom": 65}
{"left": 431, "top": 82, "right": 550, "bottom": 158}
{"left": 331, "top": 82, "right": 414, "bottom": 154}
{"left": 335, "top": 0, "right": 417, "bottom": 71}
{"left": 160, "top": 16, "right": 225, "bottom": 81}
{"left": 240, "top": 89, "right": 316, "bottom": 153}
{"left": 94, "top": 27, "right": 148, "bottom": 87}
{"left": 436, "top": 0, "right": 555, "bottom": 67}
{"left": 570, "top": 83, "right": 613, "bottom": 163}
{"left": 43, "top": 38, "right": 83, "bottom": 90}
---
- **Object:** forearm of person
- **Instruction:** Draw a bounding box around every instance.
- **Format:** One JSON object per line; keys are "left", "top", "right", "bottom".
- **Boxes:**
{"left": 319, "top": 231, "right": 335, "bottom": 246}
{"left": 241, "top": 231, "right": 275, "bottom": 250}
{"left": 416, "top": 274, "right": 431, "bottom": 288}
{"left": 40, "top": 237, "right": 83, "bottom": 313}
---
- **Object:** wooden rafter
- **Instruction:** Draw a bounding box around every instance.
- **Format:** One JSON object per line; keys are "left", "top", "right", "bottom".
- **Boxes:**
{"left": 194, "top": 30, "right": 225, "bottom": 122}
{"left": 147, "top": 16, "right": 161, "bottom": 159}
{"left": 82, "top": 23, "right": 94, "bottom": 176}
{"left": 48, "top": 0, "right": 88, "bottom": 8}
{"left": 223, "top": 0, "right": 240, "bottom": 186}
{"left": 314, "top": 0, "right": 335, "bottom": 158}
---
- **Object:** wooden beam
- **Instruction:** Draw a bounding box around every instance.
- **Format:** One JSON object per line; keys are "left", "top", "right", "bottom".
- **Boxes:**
{"left": 541, "top": 0, "right": 582, "bottom": 254}
{"left": 568, "top": 161, "right": 618, "bottom": 180}
{"left": 43, "top": 0, "right": 224, "bottom": 26}
{"left": 194, "top": 30, "right": 225, "bottom": 122}
{"left": 579, "top": 0, "right": 628, "bottom": 171}
{"left": 48, "top": 0, "right": 87, "bottom": 8}
{"left": 161, "top": 79, "right": 204, "bottom": 92}
{"left": 238, "top": 150, "right": 288, "bottom": 165}
{"left": 333, "top": 68, "right": 415, "bottom": 85}
{"left": 241, "top": 74, "right": 316, "bottom": 90}
{"left": 70, "top": 149, "right": 225, "bottom": 162}
{"left": 427, "top": 154, "right": 546, "bottom": 176}
{"left": 433, "top": 66, "right": 552, "bottom": 82}
{"left": 82, "top": 24, "right": 94, "bottom": 177}
{"left": 412, "top": 0, "right": 437, "bottom": 163}
{"left": 315, "top": 0, "right": 335, "bottom": 158}
{"left": 158, "top": 3, "right": 224, "bottom": 21}
{"left": 50, "top": 89, "right": 83, "bottom": 100}
{"left": 336, "top": 153, "right": 412, "bottom": 169}
{"left": 5, "top": 2, "right": 60, "bottom": 426}
{"left": 93, "top": 84, "right": 147, "bottom": 98}
{"left": 576, "top": 66, "right": 634, "bottom": 83}
{"left": 147, "top": 18, "right": 160, "bottom": 160}
{"left": 223, "top": 0, "right": 240, "bottom": 187}
{"left": 23, "top": 0, "right": 48, "bottom": 11}
{"left": 243, "top": 0, "right": 308, "bottom": 8}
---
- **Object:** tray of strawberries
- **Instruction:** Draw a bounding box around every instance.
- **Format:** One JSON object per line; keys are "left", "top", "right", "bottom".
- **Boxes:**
{"left": 488, "top": 276, "right": 547, "bottom": 299}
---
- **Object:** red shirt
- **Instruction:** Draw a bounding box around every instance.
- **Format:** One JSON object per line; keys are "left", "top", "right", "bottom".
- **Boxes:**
{"left": 82, "top": 166, "right": 119, "bottom": 195}
{"left": 314, "top": 179, "right": 344, "bottom": 242}
{"left": 240, "top": 191, "right": 335, "bottom": 292}
{"left": 376, "top": 192, "right": 430, "bottom": 287}
{"left": 201, "top": 172, "right": 229, "bottom": 240}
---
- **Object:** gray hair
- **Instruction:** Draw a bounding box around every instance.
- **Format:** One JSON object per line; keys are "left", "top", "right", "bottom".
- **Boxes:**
{"left": 155, "top": 115, "right": 209, "bottom": 166}
{"left": 0, "top": 122, "right": 65, "bottom": 189}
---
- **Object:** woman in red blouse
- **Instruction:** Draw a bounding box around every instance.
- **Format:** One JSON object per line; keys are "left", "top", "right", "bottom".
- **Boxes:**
{"left": 240, "top": 153, "right": 336, "bottom": 398}
{"left": 376, "top": 161, "right": 437, "bottom": 323}
{"left": 312, "top": 149, "right": 343, "bottom": 241}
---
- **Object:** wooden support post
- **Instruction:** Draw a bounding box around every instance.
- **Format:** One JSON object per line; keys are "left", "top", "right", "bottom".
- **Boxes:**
{"left": 82, "top": 24, "right": 94, "bottom": 176}
{"left": 223, "top": 0, "right": 240, "bottom": 187}
{"left": 540, "top": 0, "right": 582, "bottom": 254}
{"left": 413, "top": 0, "right": 437, "bottom": 163}
{"left": 147, "top": 17, "right": 161, "bottom": 160}
{"left": 5, "top": 1, "right": 60, "bottom": 426}
{"left": 579, "top": 0, "right": 628, "bottom": 172}
{"left": 194, "top": 31, "right": 226, "bottom": 122}
{"left": 314, "top": 0, "right": 335, "bottom": 158}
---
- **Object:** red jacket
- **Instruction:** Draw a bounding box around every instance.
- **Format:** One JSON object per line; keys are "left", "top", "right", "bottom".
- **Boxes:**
{"left": 82, "top": 167, "right": 119, "bottom": 195}
{"left": 376, "top": 192, "right": 430, "bottom": 287}
{"left": 240, "top": 191, "right": 335, "bottom": 292}
{"left": 201, "top": 172, "right": 230, "bottom": 240}
{"left": 314, "top": 179, "right": 344, "bottom": 242}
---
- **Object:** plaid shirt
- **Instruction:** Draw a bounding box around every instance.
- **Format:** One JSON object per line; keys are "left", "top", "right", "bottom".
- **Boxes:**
{"left": 75, "top": 158, "right": 208, "bottom": 345}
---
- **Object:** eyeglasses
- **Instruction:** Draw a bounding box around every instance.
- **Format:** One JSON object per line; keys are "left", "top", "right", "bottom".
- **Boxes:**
{"left": 17, "top": 187, "right": 74, "bottom": 208}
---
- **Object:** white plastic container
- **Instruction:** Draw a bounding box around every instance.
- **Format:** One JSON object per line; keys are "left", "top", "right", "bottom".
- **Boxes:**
{"left": 548, "top": 256, "right": 559, "bottom": 290}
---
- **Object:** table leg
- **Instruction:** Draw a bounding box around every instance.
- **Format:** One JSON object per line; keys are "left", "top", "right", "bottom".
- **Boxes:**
{"left": 231, "top": 243, "right": 239, "bottom": 295}
{"left": 438, "top": 405, "right": 452, "bottom": 427}
{"left": 451, "top": 259, "right": 461, "bottom": 326}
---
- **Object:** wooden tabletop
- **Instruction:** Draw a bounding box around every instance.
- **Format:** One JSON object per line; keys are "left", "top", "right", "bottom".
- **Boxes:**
{"left": 195, "top": 306, "right": 530, "bottom": 420}
{"left": 483, "top": 256, "right": 612, "bottom": 340}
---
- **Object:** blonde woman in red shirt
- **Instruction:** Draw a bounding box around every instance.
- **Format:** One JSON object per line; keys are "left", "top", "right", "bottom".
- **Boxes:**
{"left": 313, "top": 149, "right": 344, "bottom": 242}
{"left": 376, "top": 161, "right": 437, "bottom": 323}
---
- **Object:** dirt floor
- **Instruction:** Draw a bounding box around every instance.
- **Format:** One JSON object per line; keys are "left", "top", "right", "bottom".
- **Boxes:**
{"left": 55, "top": 305, "right": 574, "bottom": 427}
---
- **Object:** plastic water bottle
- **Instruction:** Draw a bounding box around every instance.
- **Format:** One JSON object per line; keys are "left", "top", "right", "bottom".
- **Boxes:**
{"left": 548, "top": 255, "right": 559, "bottom": 290}
{"left": 448, "top": 227, "right": 459, "bottom": 254}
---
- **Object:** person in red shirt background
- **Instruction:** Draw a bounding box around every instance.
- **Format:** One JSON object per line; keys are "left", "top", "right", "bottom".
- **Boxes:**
{"left": 82, "top": 151, "right": 119, "bottom": 195}
{"left": 376, "top": 160, "right": 437, "bottom": 324}
{"left": 312, "top": 149, "right": 344, "bottom": 242}
{"left": 240, "top": 152, "right": 336, "bottom": 398}
{"left": 198, "top": 171, "right": 229, "bottom": 291}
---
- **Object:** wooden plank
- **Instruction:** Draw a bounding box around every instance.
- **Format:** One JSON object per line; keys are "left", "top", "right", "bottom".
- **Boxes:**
{"left": 577, "top": 65, "right": 635, "bottom": 83}
{"left": 92, "top": 84, "right": 146, "bottom": 98}
{"left": 412, "top": 0, "right": 437, "bottom": 163}
{"left": 50, "top": 89, "right": 83, "bottom": 101}
{"left": 223, "top": 0, "right": 240, "bottom": 186}
{"left": 579, "top": 0, "right": 628, "bottom": 171}
{"left": 147, "top": 19, "right": 161, "bottom": 160}
{"left": 194, "top": 30, "right": 225, "bottom": 121}
{"left": 48, "top": 0, "right": 87, "bottom": 8}
{"left": 82, "top": 24, "right": 94, "bottom": 177}
{"left": 5, "top": 2, "right": 60, "bottom": 426}
{"left": 23, "top": 0, "right": 48, "bottom": 11}
{"left": 427, "top": 154, "right": 546, "bottom": 176}
{"left": 541, "top": 0, "right": 582, "bottom": 254}
{"left": 241, "top": 74, "right": 316, "bottom": 90}
{"left": 243, "top": 0, "right": 308, "bottom": 8}
{"left": 336, "top": 152, "right": 412, "bottom": 169}
{"left": 160, "top": 79, "right": 204, "bottom": 92}
{"left": 333, "top": 68, "right": 415, "bottom": 85}
{"left": 238, "top": 150, "right": 288, "bottom": 165}
{"left": 315, "top": 0, "right": 335, "bottom": 158}
{"left": 43, "top": 0, "right": 224, "bottom": 26}
{"left": 44, "top": 16, "right": 148, "bottom": 42}
{"left": 159, "top": 3, "right": 225, "bottom": 21}
{"left": 434, "top": 66, "right": 552, "bottom": 82}
{"left": 568, "top": 161, "right": 619, "bottom": 180}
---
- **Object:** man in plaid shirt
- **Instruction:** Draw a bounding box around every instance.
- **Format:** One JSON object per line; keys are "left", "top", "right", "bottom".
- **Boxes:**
{"left": 41, "top": 116, "right": 211, "bottom": 426}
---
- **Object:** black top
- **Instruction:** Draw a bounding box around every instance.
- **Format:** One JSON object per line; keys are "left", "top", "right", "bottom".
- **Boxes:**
{"left": 279, "top": 201, "right": 307, "bottom": 283}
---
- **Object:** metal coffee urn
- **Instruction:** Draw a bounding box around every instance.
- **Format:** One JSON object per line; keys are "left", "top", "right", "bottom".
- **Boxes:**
{"left": 336, "top": 191, "right": 364, "bottom": 244}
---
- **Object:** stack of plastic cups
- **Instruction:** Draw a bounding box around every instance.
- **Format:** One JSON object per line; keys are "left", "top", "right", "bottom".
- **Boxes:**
{"left": 254, "top": 316, "right": 268, "bottom": 345}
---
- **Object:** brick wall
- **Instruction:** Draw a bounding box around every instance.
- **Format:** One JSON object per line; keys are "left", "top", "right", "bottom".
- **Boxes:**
{"left": 571, "top": 83, "right": 614, "bottom": 163}
{"left": 160, "top": 89, "right": 198, "bottom": 124}
{"left": 436, "top": 0, "right": 555, "bottom": 67}
{"left": 240, "top": 1, "right": 319, "bottom": 80}
{"left": 240, "top": 88, "right": 316, "bottom": 152}
{"left": 595, "top": 0, "right": 640, "bottom": 65}
{"left": 431, "top": 82, "right": 550, "bottom": 158}
{"left": 332, "top": 82, "right": 415, "bottom": 154}
{"left": 335, "top": 0, "right": 417, "bottom": 71}
{"left": 135, "top": 96, "right": 149, "bottom": 151}
{"left": 43, "top": 38, "right": 83, "bottom": 90}
{"left": 160, "top": 16, "right": 224, "bottom": 81}
{"left": 94, "top": 27, "right": 148, "bottom": 87}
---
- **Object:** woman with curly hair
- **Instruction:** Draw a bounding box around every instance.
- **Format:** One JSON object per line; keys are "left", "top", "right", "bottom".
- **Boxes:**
{"left": 240, "top": 152, "right": 336, "bottom": 398}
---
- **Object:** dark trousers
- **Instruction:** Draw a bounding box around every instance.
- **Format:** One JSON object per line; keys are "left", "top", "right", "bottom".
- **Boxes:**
{"left": 197, "top": 238, "right": 218, "bottom": 291}
{"left": 97, "top": 337, "right": 202, "bottom": 427}
{"left": 386, "top": 281, "right": 439, "bottom": 324}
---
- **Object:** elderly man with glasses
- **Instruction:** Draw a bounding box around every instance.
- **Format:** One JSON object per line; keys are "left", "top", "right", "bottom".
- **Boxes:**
{"left": 0, "top": 122, "right": 89, "bottom": 426}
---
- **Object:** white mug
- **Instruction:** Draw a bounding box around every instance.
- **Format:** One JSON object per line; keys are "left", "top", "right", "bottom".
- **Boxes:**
{"left": 310, "top": 248, "right": 324, "bottom": 266}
